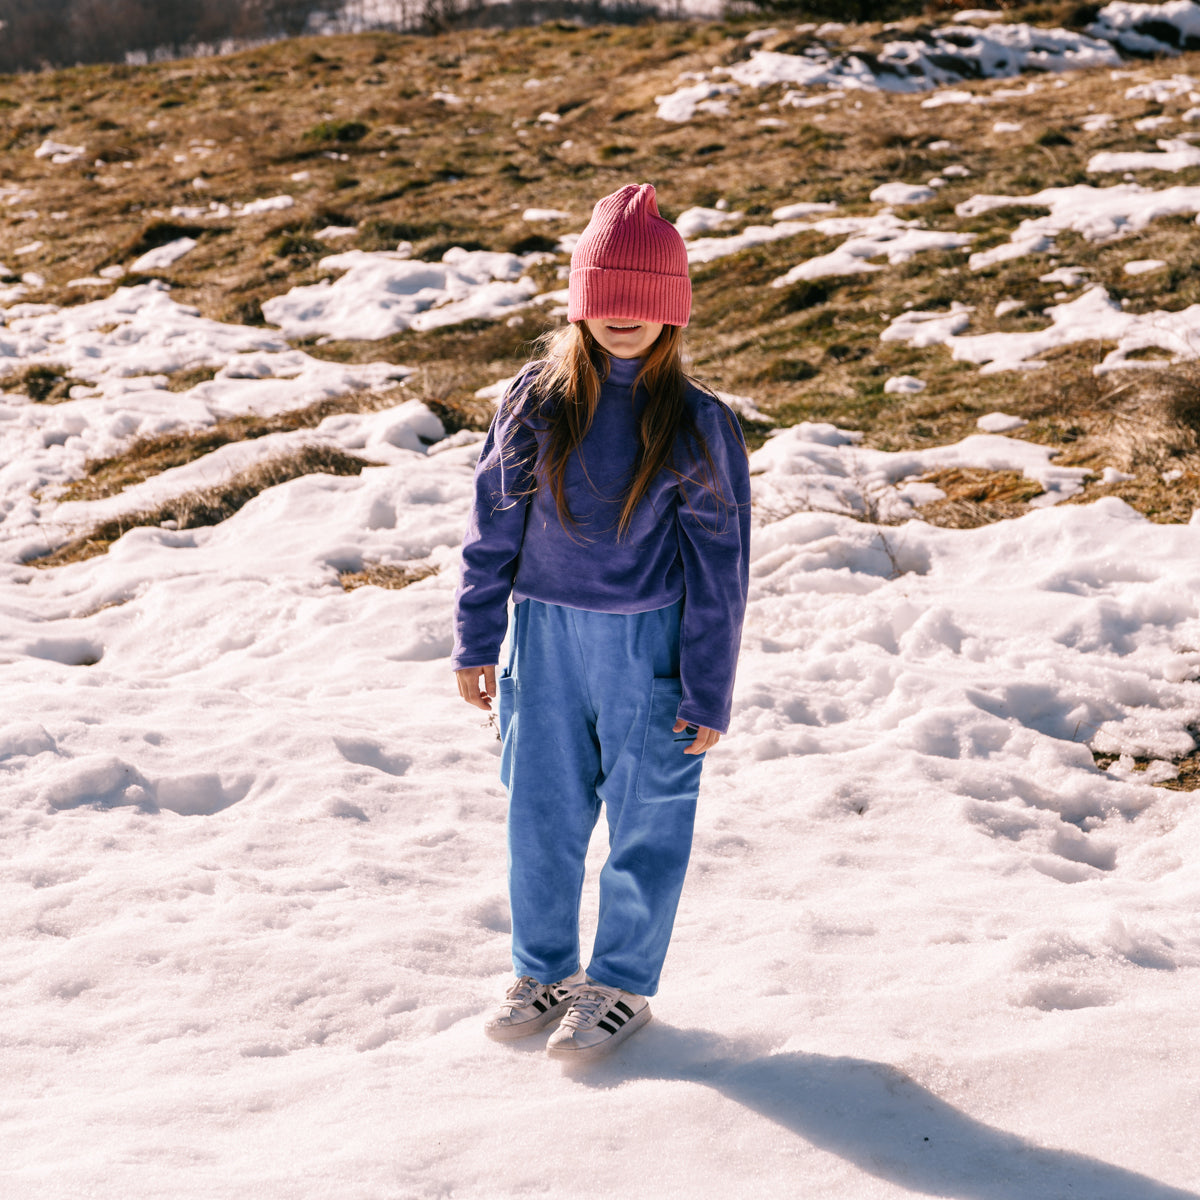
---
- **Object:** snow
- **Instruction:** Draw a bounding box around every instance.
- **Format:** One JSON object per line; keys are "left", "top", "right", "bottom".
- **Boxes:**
{"left": 1089, "top": 137, "right": 1200, "bottom": 172}
{"left": 673, "top": 206, "right": 743, "bottom": 238}
{"left": 956, "top": 183, "right": 1200, "bottom": 270}
{"left": 922, "top": 89, "right": 974, "bottom": 108}
{"left": 753, "top": 427, "right": 1110, "bottom": 528}
{"left": 130, "top": 237, "right": 198, "bottom": 273}
{"left": 653, "top": 18, "right": 1123, "bottom": 123}
{"left": 1041, "top": 266, "right": 1091, "bottom": 286}
{"left": 8, "top": 34, "right": 1200, "bottom": 1194}
{"left": 883, "top": 375, "right": 926, "bottom": 394}
{"left": 978, "top": 412, "right": 1029, "bottom": 433}
{"left": 1090, "top": 3, "right": 1200, "bottom": 55}
{"left": 724, "top": 23, "right": 1119, "bottom": 98}
{"left": 655, "top": 81, "right": 740, "bottom": 122}
{"left": 236, "top": 195, "right": 295, "bottom": 216}
{"left": 771, "top": 214, "right": 973, "bottom": 284}
{"left": 880, "top": 302, "right": 974, "bottom": 348}
{"left": 522, "top": 208, "right": 572, "bottom": 222}
{"left": 771, "top": 201, "right": 839, "bottom": 221}
{"left": 685, "top": 220, "right": 814, "bottom": 266}
{"left": 869, "top": 182, "right": 937, "bottom": 206}
{"left": 1102, "top": 465, "right": 1138, "bottom": 483}
{"left": 2, "top": 253, "right": 1200, "bottom": 1200}
{"left": 260, "top": 247, "right": 543, "bottom": 341}
{"left": 34, "top": 139, "right": 87, "bottom": 165}
{"left": 882, "top": 286, "right": 1200, "bottom": 375}
{"left": 1125, "top": 73, "right": 1197, "bottom": 102}
{"left": 1125, "top": 258, "right": 1167, "bottom": 273}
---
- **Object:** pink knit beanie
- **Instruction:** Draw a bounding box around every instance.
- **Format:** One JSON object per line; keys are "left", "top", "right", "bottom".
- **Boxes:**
{"left": 567, "top": 183, "right": 691, "bottom": 327}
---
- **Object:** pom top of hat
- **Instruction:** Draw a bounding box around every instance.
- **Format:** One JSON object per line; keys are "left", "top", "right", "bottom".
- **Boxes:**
{"left": 567, "top": 183, "right": 691, "bottom": 327}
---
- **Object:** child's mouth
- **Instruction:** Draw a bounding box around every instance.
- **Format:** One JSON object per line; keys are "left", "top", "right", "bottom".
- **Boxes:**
{"left": 606, "top": 323, "right": 642, "bottom": 332}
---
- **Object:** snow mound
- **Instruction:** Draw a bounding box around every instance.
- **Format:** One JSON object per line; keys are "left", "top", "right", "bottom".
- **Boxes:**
{"left": 882, "top": 285, "right": 1200, "bottom": 375}
{"left": 752, "top": 421, "right": 1092, "bottom": 518}
{"left": 131, "top": 238, "right": 198, "bottom": 273}
{"left": 655, "top": 81, "right": 740, "bottom": 122}
{"left": 870, "top": 182, "right": 937, "bottom": 206}
{"left": 724, "top": 22, "right": 1119, "bottom": 98}
{"left": 260, "top": 247, "right": 542, "bottom": 340}
{"left": 1088, "top": 1, "right": 1200, "bottom": 55}
{"left": 771, "top": 213, "right": 973, "bottom": 284}
{"left": 956, "top": 183, "right": 1200, "bottom": 270}
{"left": 1089, "top": 138, "right": 1200, "bottom": 173}
{"left": 674, "top": 206, "right": 743, "bottom": 238}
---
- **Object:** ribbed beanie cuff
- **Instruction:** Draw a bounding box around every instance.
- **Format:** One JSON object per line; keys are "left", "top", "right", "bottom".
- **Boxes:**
{"left": 568, "top": 183, "right": 691, "bottom": 327}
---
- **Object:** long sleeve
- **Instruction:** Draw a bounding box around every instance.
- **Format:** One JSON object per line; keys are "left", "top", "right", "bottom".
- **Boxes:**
{"left": 674, "top": 400, "right": 751, "bottom": 734}
{"left": 451, "top": 375, "right": 538, "bottom": 671}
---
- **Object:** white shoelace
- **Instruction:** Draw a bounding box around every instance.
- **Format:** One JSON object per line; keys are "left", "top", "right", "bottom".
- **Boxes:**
{"left": 502, "top": 975, "right": 542, "bottom": 1012}
{"left": 560, "top": 983, "right": 621, "bottom": 1031}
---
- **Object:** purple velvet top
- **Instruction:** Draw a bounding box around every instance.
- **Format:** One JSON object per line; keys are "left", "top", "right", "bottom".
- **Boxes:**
{"left": 452, "top": 353, "right": 751, "bottom": 733}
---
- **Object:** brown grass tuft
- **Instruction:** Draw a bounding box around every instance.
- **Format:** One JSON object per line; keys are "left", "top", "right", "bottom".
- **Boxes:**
{"left": 58, "top": 387, "right": 406, "bottom": 502}
{"left": 338, "top": 560, "right": 438, "bottom": 591}
{"left": 1094, "top": 743, "right": 1200, "bottom": 792}
{"left": 2, "top": 363, "right": 87, "bottom": 403}
{"left": 31, "top": 445, "right": 376, "bottom": 567}
{"left": 914, "top": 468, "right": 1046, "bottom": 528}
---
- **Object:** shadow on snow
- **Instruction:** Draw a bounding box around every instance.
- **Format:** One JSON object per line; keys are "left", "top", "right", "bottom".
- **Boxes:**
{"left": 568, "top": 1025, "right": 1199, "bottom": 1200}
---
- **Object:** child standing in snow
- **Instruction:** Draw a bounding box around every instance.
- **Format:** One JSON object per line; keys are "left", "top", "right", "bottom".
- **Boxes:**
{"left": 452, "top": 183, "right": 750, "bottom": 1061}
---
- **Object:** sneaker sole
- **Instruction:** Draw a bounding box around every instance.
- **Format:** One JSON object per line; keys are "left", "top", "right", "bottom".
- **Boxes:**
{"left": 546, "top": 1004, "right": 652, "bottom": 1061}
{"left": 483, "top": 1005, "right": 568, "bottom": 1042}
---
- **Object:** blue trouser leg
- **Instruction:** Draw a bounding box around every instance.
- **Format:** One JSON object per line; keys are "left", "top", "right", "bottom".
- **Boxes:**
{"left": 497, "top": 599, "right": 703, "bottom": 997}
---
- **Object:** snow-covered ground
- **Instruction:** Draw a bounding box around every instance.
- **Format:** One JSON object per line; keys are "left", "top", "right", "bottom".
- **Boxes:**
{"left": 4, "top": 257, "right": 1200, "bottom": 1200}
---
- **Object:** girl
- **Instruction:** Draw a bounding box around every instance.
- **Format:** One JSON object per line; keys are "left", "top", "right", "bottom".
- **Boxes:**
{"left": 452, "top": 183, "right": 750, "bottom": 1061}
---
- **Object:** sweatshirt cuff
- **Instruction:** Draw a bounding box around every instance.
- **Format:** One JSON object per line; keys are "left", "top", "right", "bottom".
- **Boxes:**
{"left": 451, "top": 648, "right": 501, "bottom": 672}
{"left": 675, "top": 703, "right": 729, "bottom": 735}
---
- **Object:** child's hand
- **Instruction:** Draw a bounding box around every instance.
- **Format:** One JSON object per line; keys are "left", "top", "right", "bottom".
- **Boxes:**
{"left": 673, "top": 719, "right": 721, "bottom": 755}
{"left": 456, "top": 665, "right": 497, "bottom": 711}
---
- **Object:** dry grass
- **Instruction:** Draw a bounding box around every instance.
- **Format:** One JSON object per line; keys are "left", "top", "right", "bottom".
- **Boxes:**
{"left": 915, "top": 467, "right": 1046, "bottom": 528}
{"left": 57, "top": 386, "right": 405, "bottom": 501}
{"left": 1094, "top": 746, "right": 1200, "bottom": 792}
{"left": 339, "top": 560, "right": 438, "bottom": 590}
{"left": 1, "top": 363, "right": 88, "bottom": 403}
{"left": 30, "top": 445, "right": 375, "bottom": 566}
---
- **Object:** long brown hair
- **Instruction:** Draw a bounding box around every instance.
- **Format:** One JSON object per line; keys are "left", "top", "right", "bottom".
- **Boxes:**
{"left": 505, "top": 321, "right": 733, "bottom": 540}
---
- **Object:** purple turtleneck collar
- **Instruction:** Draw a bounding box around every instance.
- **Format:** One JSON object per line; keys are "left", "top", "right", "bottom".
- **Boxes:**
{"left": 600, "top": 354, "right": 642, "bottom": 387}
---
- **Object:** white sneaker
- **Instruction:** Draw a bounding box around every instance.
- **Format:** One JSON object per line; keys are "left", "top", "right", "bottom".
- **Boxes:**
{"left": 545, "top": 979, "right": 651, "bottom": 1061}
{"left": 483, "top": 970, "right": 585, "bottom": 1041}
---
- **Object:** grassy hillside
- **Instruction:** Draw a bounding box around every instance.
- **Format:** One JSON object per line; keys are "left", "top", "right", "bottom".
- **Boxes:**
{"left": 3, "top": 7, "right": 1200, "bottom": 526}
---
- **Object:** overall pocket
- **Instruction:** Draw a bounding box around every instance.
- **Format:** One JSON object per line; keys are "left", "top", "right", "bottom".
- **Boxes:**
{"left": 497, "top": 674, "right": 517, "bottom": 789}
{"left": 635, "top": 677, "right": 704, "bottom": 804}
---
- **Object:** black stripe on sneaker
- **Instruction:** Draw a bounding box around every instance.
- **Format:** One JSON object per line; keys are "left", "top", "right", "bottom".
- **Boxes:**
{"left": 615, "top": 1000, "right": 634, "bottom": 1019}
{"left": 531, "top": 999, "right": 547, "bottom": 1013}
{"left": 597, "top": 1020, "right": 617, "bottom": 1034}
{"left": 605, "top": 1009, "right": 626, "bottom": 1027}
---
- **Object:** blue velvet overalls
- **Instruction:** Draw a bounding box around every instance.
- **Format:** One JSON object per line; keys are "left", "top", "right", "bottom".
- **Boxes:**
{"left": 497, "top": 597, "right": 703, "bottom": 997}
